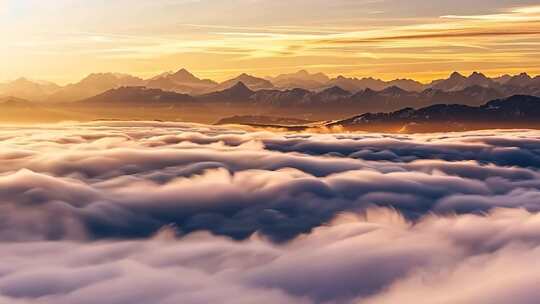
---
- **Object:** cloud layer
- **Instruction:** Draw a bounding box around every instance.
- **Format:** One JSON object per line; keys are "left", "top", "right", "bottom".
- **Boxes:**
{"left": 2, "top": 209, "right": 540, "bottom": 303}
{"left": 1, "top": 121, "right": 540, "bottom": 302}
{"left": 1, "top": 123, "right": 540, "bottom": 241}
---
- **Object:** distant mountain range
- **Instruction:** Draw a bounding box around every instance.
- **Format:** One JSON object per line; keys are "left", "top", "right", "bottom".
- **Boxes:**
{"left": 2, "top": 69, "right": 540, "bottom": 104}
{"left": 329, "top": 95, "right": 540, "bottom": 132}
{"left": 266, "top": 70, "right": 330, "bottom": 90}
{"left": 145, "top": 69, "right": 217, "bottom": 95}
{"left": 81, "top": 86, "right": 196, "bottom": 105}
{"left": 211, "top": 73, "right": 275, "bottom": 93}
{"left": 218, "top": 95, "right": 540, "bottom": 133}
{"left": 1, "top": 69, "right": 540, "bottom": 125}
{"left": 47, "top": 73, "right": 146, "bottom": 103}
{"left": 72, "top": 80, "right": 538, "bottom": 115}
{"left": 0, "top": 78, "right": 61, "bottom": 101}
{"left": 2, "top": 81, "right": 540, "bottom": 132}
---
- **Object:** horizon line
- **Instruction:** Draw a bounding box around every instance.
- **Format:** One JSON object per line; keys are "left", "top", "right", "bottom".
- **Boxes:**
{"left": 2, "top": 68, "right": 539, "bottom": 87}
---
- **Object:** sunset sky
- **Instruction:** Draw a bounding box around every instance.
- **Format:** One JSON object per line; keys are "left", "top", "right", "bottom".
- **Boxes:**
{"left": 1, "top": 0, "right": 540, "bottom": 84}
{"left": 4, "top": 2, "right": 540, "bottom": 303}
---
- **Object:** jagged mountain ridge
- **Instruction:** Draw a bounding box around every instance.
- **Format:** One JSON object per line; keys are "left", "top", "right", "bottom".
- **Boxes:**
{"left": 145, "top": 69, "right": 217, "bottom": 95}
{"left": 73, "top": 79, "right": 540, "bottom": 122}
{"left": 3, "top": 69, "right": 540, "bottom": 104}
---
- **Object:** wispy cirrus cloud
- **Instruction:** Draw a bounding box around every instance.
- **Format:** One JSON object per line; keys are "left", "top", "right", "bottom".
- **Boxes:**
{"left": 2, "top": 1, "right": 540, "bottom": 83}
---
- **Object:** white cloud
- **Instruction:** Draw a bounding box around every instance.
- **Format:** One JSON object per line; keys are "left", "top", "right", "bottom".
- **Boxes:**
{"left": 1, "top": 122, "right": 540, "bottom": 302}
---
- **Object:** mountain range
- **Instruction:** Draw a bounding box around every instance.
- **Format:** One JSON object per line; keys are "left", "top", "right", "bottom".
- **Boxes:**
{"left": 0, "top": 78, "right": 61, "bottom": 101}
{"left": 145, "top": 69, "right": 217, "bottom": 95}
{"left": 2, "top": 69, "right": 540, "bottom": 104}
{"left": 46, "top": 73, "right": 147, "bottom": 103}
{"left": 1, "top": 68, "right": 540, "bottom": 126}
{"left": 218, "top": 95, "right": 540, "bottom": 133}
{"left": 329, "top": 95, "right": 540, "bottom": 132}
{"left": 61, "top": 79, "right": 539, "bottom": 122}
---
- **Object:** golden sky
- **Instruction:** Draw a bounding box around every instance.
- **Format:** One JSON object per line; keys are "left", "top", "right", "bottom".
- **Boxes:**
{"left": 1, "top": 0, "right": 540, "bottom": 84}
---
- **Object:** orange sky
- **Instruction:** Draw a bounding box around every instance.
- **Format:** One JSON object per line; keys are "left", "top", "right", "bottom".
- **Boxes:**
{"left": 1, "top": 0, "right": 540, "bottom": 84}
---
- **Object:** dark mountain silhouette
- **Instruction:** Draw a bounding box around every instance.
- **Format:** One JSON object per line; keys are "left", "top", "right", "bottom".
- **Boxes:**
{"left": 78, "top": 86, "right": 195, "bottom": 105}
{"left": 422, "top": 85, "right": 504, "bottom": 106}
{"left": 429, "top": 72, "right": 497, "bottom": 91}
{"left": 343, "top": 86, "right": 422, "bottom": 113}
{"left": 60, "top": 73, "right": 540, "bottom": 123}
{"left": 504, "top": 73, "right": 533, "bottom": 87}
{"left": 325, "top": 75, "right": 426, "bottom": 92}
{"left": 256, "top": 84, "right": 510, "bottom": 114}
{"left": 312, "top": 86, "right": 352, "bottom": 102}
{"left": 425, "top": 71, "right": 540, "bottom": 94}
{"left": 330, "top": 95, "right": 540, "bottom": 132}
{"left": 210, "top": 74, "right": 274, "bottom": 92}
{"left": 199, "top": 82, "right": 255, "bottom": 102}
{"left": 249, "top": 88, "right": 312, "bottom": 107}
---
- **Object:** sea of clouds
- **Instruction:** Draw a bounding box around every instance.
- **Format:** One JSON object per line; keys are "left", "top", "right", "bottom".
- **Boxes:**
{"left": 1, "top": 121, "right": 540, "bottom": 303}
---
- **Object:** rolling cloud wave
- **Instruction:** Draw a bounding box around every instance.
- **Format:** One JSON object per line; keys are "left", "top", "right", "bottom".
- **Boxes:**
{"left": 1, "top": 122, "right": 540, "bottom": 302}
{"left": 2, "top": 209, "right": 540, "bottom": 303}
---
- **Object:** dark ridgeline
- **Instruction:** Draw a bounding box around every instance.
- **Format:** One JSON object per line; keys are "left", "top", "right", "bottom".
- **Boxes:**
{"left": 80, "top": 86, "right": 196, "bottom": 105}
{"left": 71, "top": 79, "right": 540, "bottom": 120}
{"left": 217, "top": 95, "right": 540, "bottom": 133}
{"left": 329, "top": 95, "right": 540, "bottom": 132}
{"left": 69, "top": 70, "right": 540, "bottom": 116}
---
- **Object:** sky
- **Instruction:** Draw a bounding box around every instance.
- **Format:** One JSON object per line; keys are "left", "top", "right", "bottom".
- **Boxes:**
{"left": 1, "top": 0, "right": 540, "bottom": 84}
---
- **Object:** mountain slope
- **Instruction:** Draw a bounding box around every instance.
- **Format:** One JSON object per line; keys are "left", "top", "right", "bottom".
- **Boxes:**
{"left": 145, "top": 68, "right": 217, "bottom": 95}
{"left": 269, "top": 70, "right": 330, "bottom": 90}
{"left": 48, "top": 73, "right": 145, "bottom": 102}
{"left": 199, "top": 82, "right": 255, "bottom": 102}
{"left": 70, "top": 81, "right": 536, "bottom": 121}
{"left": 0, "top": 78, "right": 61, "bottom": 101}
{"left": 77, "top": 86, "right": 195, "bottom": 105}
{"left": 325, "top": 76, "right": 426, "bottom": 92}
{"left": 429, "top": 72, "right": 499, "bottom": 91}
{"left": 211, "top": 74, "right": 274, "bottom": 92}
{"left": 330, "top": 95, "right": 540, "bottom": 132}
